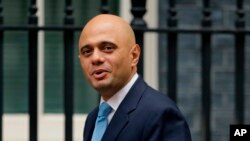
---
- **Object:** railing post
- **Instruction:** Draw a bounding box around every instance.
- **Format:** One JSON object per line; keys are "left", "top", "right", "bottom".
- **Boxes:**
{"left": 28, "top": 0, "right": 38, "bottom": 141}
{"left": 64, "top": 0, "right": 74, "bottom": 141}
{"left": 100, "top": 0, "right": 109, "bottom": 14}
{"left": 130, "top": 0, "right": 147, "bottom": 78}
{"left": 234, "top": 0, "right": 245, "bottom": 124}
{"left": 167, "top": 0, "right": 178, "bottom": 102}
{"left": 0, "top": 0, "right": 3, "bottom": 140}
{"left": 201, "top": 0, "right": 212, "bottom": 141}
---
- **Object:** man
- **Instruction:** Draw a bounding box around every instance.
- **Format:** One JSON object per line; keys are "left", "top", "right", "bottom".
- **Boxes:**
{"left": 78, "top": 14, "right": 191, "bottom": 141}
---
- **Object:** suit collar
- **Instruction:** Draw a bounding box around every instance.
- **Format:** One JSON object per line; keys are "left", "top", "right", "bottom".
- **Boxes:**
{"left": 102, "top": 76, "right": 147, "bottom": 141}
{"left": 119, "top": 76, "right": 147, "bottom": 113}
{"left": 84, "top": 76, "right": 147, "bottom": 141}
{"left": 101, "top": 73, "right": 139, "bottom": 113}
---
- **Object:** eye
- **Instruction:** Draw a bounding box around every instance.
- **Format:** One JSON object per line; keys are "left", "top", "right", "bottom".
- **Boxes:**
{"left": 104, "top": 45, "right": 114, "bottom": 51}
{"left": 102, "top": 43, "right": 116, "bottom": 53}
{"left": 80, "top": 47, "right": 93, "bottom": 57}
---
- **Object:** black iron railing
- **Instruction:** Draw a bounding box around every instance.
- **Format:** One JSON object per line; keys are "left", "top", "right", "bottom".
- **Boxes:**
{"left": 201, "top": 0, "right": 212, "bottom": 140}
{"left": 234, "top": 0, "right": 245, "bottom": 125}
{"left": 63, "top": 0, "right": 74, "bottom": 141}
{"left": 28, "top": 0, "right": 38, "bottom": 141}
{"left": 0, "top": 0, "right": 3, "bottom": 140}
{"left": 0, "top": 0, "right": 248, "bottom": 141}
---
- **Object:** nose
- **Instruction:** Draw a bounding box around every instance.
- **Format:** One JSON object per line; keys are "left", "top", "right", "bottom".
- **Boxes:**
{"left": 91, "top": 49, "right": 104, "bottom": 65}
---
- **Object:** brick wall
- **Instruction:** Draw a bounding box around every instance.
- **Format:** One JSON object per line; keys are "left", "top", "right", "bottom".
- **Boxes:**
{"left": 158, "top": 0, "right": 250, "bottom": 141}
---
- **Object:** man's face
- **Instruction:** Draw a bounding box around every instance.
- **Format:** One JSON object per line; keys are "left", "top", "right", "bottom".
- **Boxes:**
{"left": 78, "top": 18, "right": 139, "bottom": 98}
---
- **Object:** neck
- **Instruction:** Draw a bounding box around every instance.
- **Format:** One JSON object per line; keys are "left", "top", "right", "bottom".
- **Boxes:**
{"left": 100, "top": 72, "right": 137, "bottom": 101}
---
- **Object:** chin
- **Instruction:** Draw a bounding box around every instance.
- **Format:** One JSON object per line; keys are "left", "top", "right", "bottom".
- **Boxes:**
{"left": 92, "top": 81, "right": 110, "bottom": 90}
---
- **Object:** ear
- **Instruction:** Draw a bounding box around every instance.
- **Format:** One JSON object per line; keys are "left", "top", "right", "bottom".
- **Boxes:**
{"left": 130, "top": 44, "right": 141, "bottom": 67}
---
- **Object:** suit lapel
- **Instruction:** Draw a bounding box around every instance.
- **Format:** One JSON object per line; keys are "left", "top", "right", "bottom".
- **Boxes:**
{"left": 102, "top": 108, "right": 128, "bottom": 141}
{"left": 102, "top": 76, "right": 147, "bottom": 141}
{"left": 84, "top": 108, "right": 98, "bottom": 141}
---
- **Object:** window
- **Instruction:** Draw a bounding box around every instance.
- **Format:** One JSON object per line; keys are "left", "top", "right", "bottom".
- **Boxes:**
{"left": 3, "top": 0, "right": 119, "bottom": 114}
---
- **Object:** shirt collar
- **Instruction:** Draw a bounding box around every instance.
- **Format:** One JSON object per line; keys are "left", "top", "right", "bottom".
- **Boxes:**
{"left": 100, "top": 73, "right": 139, "bottom": 111}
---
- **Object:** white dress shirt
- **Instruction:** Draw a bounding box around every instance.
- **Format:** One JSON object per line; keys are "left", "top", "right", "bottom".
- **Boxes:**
{"left": 100, "top": 73, "right": 139, "bottom": 124}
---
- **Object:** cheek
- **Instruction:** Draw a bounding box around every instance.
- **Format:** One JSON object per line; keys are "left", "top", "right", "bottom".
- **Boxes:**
{"left": 80, "top": 60, "right": 89, "bottom": 74}
{"left": 112, "top": 57, "right": 130, "bottom": 72}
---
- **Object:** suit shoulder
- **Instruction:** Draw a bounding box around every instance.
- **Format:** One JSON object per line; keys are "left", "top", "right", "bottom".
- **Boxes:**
{"left": 141, "top": 86, "right": 180, "bottom": 112}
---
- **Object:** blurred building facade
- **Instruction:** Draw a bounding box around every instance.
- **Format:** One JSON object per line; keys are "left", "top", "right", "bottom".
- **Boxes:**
{"left": 1, "top": 0, "right": 250, "bottom": 141}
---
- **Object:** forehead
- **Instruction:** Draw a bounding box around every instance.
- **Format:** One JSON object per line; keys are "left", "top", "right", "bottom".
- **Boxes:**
{"left": 81, "top": 30, "right": 117, "bottom": 47}
{"left": 86, "top": 20, "right": 114, "bottom": 34}
{"left": 79, "top": 22, "right": 122, "bottom": 46}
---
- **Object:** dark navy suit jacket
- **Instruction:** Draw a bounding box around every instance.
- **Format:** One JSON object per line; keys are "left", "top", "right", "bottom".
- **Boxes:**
{"left": 83, "top": 76, "right": 192, "bottom": 141}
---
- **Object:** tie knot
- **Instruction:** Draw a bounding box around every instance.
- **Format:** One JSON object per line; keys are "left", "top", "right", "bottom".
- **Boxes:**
{"left": 98, "top": 102, "right": 112, "bottom": 117}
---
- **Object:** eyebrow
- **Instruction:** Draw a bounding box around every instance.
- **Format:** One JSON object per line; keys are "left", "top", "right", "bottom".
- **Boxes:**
{"left": 80, "top": 41, "right": 116, "bottom": 49}
{"left": 99, "top": 41, "right": 116, "bottom": 46}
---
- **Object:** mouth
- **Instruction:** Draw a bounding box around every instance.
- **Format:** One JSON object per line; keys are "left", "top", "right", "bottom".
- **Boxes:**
{"left": 91, "top": 69, "right": 109, "bottom": 80}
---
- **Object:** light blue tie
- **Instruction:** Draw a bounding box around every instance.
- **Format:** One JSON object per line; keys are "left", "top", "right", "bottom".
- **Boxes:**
{"left": 91, "top": 102, "right": 112, "bottom": 141}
